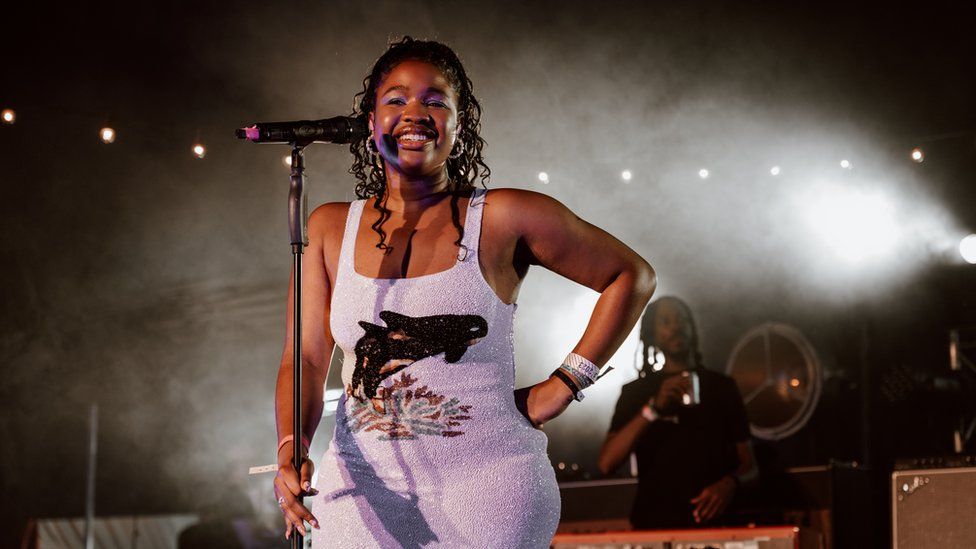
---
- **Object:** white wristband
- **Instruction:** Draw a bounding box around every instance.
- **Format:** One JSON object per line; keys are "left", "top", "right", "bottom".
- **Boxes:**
{"left": 562, "top": 352, "right": 600, "bottom": 386}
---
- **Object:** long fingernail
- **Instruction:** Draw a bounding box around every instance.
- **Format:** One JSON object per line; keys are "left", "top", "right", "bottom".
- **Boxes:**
{"left": 312, "top": 519, "right": 319, "bottom": 529}
{"left": 299, "top": 525, "right": 307, "bottom": 536}
{"left": 303, "top": 481, "right": 310, "bottom": 491}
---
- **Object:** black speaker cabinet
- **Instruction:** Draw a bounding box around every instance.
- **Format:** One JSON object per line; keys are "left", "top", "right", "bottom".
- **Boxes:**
{"left": 892, "top": 465, "right": 976, "bottom": 548}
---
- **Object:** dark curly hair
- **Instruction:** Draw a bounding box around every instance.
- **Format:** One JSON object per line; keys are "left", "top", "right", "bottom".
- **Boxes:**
{"left": 348, "top": 36, "right": 491, "bottom": 256}
{"left": 638, "top": 296, "right": 704, "bottom": 376}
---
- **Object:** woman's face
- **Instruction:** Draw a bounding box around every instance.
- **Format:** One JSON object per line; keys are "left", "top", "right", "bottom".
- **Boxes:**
{"left": 654, "top": 300, "right": 694, "bottom": 357}
{"left": 369, "top": 60, "right": 460, "bottom": 179}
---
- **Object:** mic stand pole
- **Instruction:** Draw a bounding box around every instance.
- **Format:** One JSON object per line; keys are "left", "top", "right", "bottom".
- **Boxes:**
{"left": 288, "top": 143, "right": 308, "bottom": 549}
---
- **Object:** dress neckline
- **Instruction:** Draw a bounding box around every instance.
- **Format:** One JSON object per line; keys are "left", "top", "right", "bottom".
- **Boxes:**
{"left": 351, "top": 190, "right": 478, "bottom": 282}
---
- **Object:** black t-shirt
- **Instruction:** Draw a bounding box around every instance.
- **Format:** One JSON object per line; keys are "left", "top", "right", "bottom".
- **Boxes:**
{"left": 608, "top": 367, "right": 751, "bottom": 529}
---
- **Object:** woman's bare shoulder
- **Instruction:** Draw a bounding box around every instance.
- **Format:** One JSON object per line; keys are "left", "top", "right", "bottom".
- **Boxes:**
{"left": 310, "top": 201, "right": 353, "bottom": 219}
{"left": 483, "top": 187, "right": 563, "bottom": 214}
{"left": 483, "top": 187, "right": 574, "bottom": 228}
{"left": 309, "top": 201, "right": 353, "bottom": 242}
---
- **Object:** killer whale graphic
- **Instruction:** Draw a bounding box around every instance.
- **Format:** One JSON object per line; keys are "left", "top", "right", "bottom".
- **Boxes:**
{"left": 349, "top": 310, "right": 488, "bottom": 412}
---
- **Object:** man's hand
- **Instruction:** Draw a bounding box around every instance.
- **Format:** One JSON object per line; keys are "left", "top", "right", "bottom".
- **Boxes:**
{"left": 689, "top": 476, "right": 736, "bottom": 524}
{"left": 654, "top": 374, "right": 692, "bottom": 415}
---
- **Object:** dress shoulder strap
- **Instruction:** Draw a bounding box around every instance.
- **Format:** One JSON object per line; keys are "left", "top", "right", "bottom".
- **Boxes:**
{"left": 337, "top": 199, "right": 366, "bottom": 279}
{"left": 458, "top": 187, "right": 487, "bottom": 263}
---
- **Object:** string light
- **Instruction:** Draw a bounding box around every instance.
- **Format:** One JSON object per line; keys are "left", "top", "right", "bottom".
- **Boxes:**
{"left": 911, "top": 148, "right": 924, "bottom": 163}
{"left": 1, "top": 109, "right": 14, "bottom": 124}
{"left": 621, "top": 169, "right": 632, "bottom": 182}
{"left": 283, "top": 154, "right": 292, "bottom": 167}
{"left": 840, "top": 159, "right": 852, "bottom": 169}
{"left": 538, "top": 171, "right": 549, "bottom": 184}
{"left": 192, "top": 144, "right": 206, "bottom": 159}
{"left": 698, "top": 168, "right": 710, "bottom": 179}
{"left": 770, "top": 166, "right": 781, "bottom": 176}
{"left": 100, "top": 127, "right": 116, "bottom": 144}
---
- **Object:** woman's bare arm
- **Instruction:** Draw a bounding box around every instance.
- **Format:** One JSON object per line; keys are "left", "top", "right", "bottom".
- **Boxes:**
{"left": 498, "top": 189, "right": 657, "bottom": 425}
{"left": 273, "top": 202, "right": 344, "bottom": 538}
{"left": 274, "top": 203, "right": 341, "bottom": 455}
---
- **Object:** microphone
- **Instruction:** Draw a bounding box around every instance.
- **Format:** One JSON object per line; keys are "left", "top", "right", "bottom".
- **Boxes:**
{"left": 235, "top": 116, "right": 367, "bottom": 145}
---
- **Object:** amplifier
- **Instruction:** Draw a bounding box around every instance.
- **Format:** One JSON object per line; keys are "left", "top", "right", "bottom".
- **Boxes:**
{"left": 551, "top": 526, "right": 823, "bottom": 549}
{"left": 892, "top": 465, "right": 976, "bottom": 548}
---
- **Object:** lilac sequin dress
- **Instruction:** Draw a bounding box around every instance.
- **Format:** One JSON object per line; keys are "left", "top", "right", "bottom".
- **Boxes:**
{"left": 310, "top": 188, "right": 560, "bottom": 548}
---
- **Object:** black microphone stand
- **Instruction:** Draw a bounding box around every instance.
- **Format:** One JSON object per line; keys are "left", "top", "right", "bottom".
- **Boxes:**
{"left": 237, "top": 115, "right": 365, "bottom": 549}
{"left": 288, "top": 143, "right": 308, "bottom": 549}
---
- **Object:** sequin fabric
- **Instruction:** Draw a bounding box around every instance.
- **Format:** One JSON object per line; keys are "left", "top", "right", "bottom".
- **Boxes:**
{"left": 310, "top": 188, "right": 561, "bottom": 548}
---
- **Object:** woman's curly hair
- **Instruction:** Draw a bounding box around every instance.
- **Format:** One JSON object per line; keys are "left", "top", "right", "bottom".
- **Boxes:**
{"left": 348, "top": 36, "right": 491, "bottom": 256}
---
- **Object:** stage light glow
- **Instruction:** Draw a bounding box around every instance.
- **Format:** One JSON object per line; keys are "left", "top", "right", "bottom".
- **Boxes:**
{"left": 100, "top": 127, "right": 116, "bottom": 143}
{"left": 911, "top": 148, "right": 924, "bottom": 163}
{"left": 1, "top": 109, "right": 14, "bottom": 124}
{"left": 770, "top": 166, "right": 781, "bottom": 176}
{"left": 323, "top": 388, "right": 343, "bottom": 415}
{"left": 698, "top": 168, "right": 709, "bottom": 179}
{"left": 192, "top": 144, "right": 206, "bottom": 158}
{"left": 840, "top": 159, "right": 852, "bottom": 169}
{"left": 790, "top": 378, "right": 801, "bottom": 388}
{"left": 960, "top": 234, "right": 976, "bottom": 264}
{"left": 283, "top": 154, "right": 292, "bottom": 167}
{"left": 802, "top": 184, "right": 899, "bottom": 264}
{"left": 538, "top": 171, "right": 549, "bottom": 184}
{"left": 621, "top": 169, "right": 632, "bottom": 182}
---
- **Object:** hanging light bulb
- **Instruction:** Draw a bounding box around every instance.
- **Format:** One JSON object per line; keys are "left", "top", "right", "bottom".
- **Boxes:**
{"left": 100, "top": 127, "right": 116, "bottom": 144}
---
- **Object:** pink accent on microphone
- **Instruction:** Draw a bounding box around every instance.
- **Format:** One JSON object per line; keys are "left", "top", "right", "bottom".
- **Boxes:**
{"left": 245, "top": 125, "right": 260, "bottom": 141}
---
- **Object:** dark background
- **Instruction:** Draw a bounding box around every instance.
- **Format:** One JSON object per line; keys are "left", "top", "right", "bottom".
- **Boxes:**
{"left": 2, "top": 1, "right": 974, "bottom": 546}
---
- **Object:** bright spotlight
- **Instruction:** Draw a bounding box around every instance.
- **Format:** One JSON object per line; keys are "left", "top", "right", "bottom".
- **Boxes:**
{"left": 698, "top": 168, "right": 710, "bottom": 179}
{"left": 911, "top": 148, "right": 924, "bottom": 163}
{"left": 803, "top": 185, "right": 899, "bottom": 263}
{"left": 538, "top": 171, "right": 549, "bottom": 184}
{"left": 1, "top": 109, "right": 14, "bottom": 124}
{"left": 770, "top": 166, "right": 781, "bottom": 176}
{"left": 961, "top": 234, "right": 976, "bottom": 264}
{"left": 100, "top": 127, "right": 116, "bottom": 144}
{"left": 192, "top": 144, "right": 206, "bottom": 159}
{"left": 840, "top": 159, "right": 852, "bottom": 169}
{"left": 621, "top": 169, "right": 632, "bottom": 182}
{"left": 283, "top": 154, "right": 292, "bottom": 167}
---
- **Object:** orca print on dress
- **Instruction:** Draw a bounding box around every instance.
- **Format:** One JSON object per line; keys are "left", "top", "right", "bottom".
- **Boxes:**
{"left": 348, "top": 310, "right": 488, "bottom": 414}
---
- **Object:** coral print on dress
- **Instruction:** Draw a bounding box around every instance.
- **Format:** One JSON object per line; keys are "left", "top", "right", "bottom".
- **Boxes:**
{"left": 345, "top": 310, "right": 488, "bottom": 438}
{"left": 345, "top": 371, "right": 474, "bottom": 440}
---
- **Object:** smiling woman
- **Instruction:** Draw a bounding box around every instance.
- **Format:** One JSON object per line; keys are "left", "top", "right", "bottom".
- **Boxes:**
{"left": 348, "top": 37, "right": 490, "bottom": 258}
{"left": 271, "top": 36, "right": 656, "bottom": 548}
